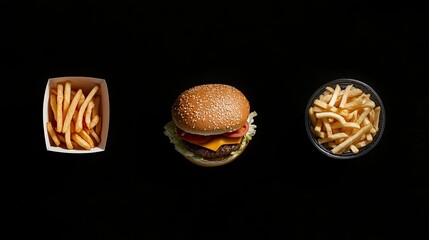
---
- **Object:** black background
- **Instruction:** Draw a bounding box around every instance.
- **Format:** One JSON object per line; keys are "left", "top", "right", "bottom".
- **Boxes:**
{"left": 4, "top": 1, "right": 429, "bottom": 239}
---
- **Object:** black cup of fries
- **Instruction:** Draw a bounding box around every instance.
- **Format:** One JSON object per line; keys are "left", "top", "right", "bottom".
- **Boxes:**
{"left": 305, "top": 78, "right": 385, "bottom": 159}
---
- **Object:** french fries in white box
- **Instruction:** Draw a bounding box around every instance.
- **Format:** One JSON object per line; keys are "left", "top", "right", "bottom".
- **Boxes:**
{"left": 43, "top": 77, "right": 109, "bottom": 153}
{"left": 308, "top": 83, "right": 381, "bottom": 155}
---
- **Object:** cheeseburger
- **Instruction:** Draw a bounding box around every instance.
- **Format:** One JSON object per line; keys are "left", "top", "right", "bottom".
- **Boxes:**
{"left": 164, "top": 83, "right": 257, "bottom": 167}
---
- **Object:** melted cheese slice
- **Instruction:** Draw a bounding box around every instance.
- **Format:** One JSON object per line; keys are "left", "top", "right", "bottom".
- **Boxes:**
{"left": 197, "top": 136, "right": 243, "bottom": 151}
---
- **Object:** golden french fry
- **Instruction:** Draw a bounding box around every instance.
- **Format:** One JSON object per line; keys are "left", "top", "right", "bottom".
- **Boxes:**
{"left": 366, "top": 133, "right": 373, "bottom": 142}
{"left": 318, "top": 132, "right": 348, "bottom": 144}
{"left": 325, "top": 86, "right": 335, "bottom": 93}
{"left": 308, "top": 107, "right": 317, "bottom": 127}
{"left": 65, "top": 127, "right": 73, "bottom": 149}
{"left": 339, "top": 84, "right": 353, "bottom": 108}
{"left": 346, "top": 110, "right": 358, "bottom": 122}
{"left": 315, "top": 112, "right": 346, "bottom": 124}
{"left": 62, "top": 89, "right": 83, "bottom": 134}
{"left": 343, "top": 96, "right": 364, "bottom": 109}
{"left": 328, "top": 84, "right": 341, "bottom": 107}
{"left": 322, "top": 118, "right": 333, "bottom": 136}
{"left": 350, "top": 145, "right": 359, "bottom": 154}
{"left": 63, "top": 80, "right": 72, "bottom": 114}
{"left": 330, "top": 122, "right": 360, "bottom": 130}
{"left": 314, "top": 118, "right": 323, "bottom": 133}
{"left": 89, "top": 114, "right": 100, "bottom": 129}
{"left": 78, "top": 129, "right": 94, "bottom": 148}
{"left": 314, "top": 99, "right": 328, "bottom": 109}
{"left": 75, "top": 85, "right": 99, "bottom": 133}
{"left": 92, "top": 95, "right": 100, "bottom": 118}
{"left": 72, "top": 109, "right": 79, "bottom": 124}
{"left": 56, "top": 83, "right": 64, "bottom": 132}
{"left": 348, "top": 88, "right": 363, "bottom": 98}
{"left": 49, "top": 92, "right": 57, "bottom": 122}
{"left": 71, "top": 89, "right": 85, "bottom": 108}
{"left": 78, "top": 92, "right": 85, "bottom": 109}
{"left": 58, "top": 130, "right": 79, "bottom": 149}
{"left": 90, "top": 129, "right": 101, "bottom": 143}
{"left": 311, "top": 105, "right": 324, "bottom": 113}
{"left": 95, "top": 115, "right": 102, "bottom": 136}
{"left": 311, "top": 127, "right": 325, "bottom": 138}
{"left": 373, "top": 106, "right": 381, "bottom": 131}
{"left": 355, "top": 139, "right": 371, "bottom": 148}
{"left": 47, "top": 121, "right": 61, "bottom": 146}
{"left": 355, "top": 108, "right": 371, "bottom": 125}
{"left": 85, "top": 100, "right": 95, "bottom": 129}
{"left": 72, "top": 133, "right": 91, "bottom": 150}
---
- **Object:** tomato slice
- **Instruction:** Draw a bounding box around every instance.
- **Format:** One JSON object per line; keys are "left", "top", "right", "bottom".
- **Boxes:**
{"left": 176, "top": 127, "right": 214, "bottom": 145}
{"left": 222, "top": 122, "right": 249, "bottom": 138}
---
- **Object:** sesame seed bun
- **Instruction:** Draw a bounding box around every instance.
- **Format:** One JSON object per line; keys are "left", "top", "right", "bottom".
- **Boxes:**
{"left": 172, "top": 84, "right": 250, "bottom": 136}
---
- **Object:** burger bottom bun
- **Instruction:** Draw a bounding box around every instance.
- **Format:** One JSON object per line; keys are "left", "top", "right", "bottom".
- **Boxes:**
{"left": 183, "top": 141, "right": 249, "bottom": 167}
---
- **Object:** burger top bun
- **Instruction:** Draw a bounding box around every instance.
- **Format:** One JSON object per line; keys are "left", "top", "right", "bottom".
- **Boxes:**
{"left": 172, "top": 84, "right": 250, "bottom": 136}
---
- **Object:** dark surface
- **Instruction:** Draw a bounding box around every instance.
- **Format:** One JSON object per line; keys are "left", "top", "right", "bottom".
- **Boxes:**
{"left": 5, "top": 1, "right": 429, "bottom": 239}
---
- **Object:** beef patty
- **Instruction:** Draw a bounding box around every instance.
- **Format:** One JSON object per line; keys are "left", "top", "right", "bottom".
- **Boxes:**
{"left": 183, "top": 141, "right": 241, "bottom": 159}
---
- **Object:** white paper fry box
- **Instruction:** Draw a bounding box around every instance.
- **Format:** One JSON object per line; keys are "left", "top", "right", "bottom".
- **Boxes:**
{"left": 43, "top": 76, "right": 110, "bottom": 153}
